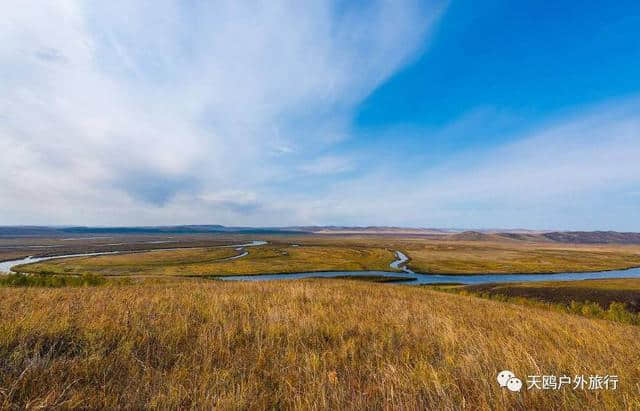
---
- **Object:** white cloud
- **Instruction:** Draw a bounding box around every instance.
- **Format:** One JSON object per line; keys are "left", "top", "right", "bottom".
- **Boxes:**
{"left": 298, "top": 155, "right": 354, "bottom": 175}
{"left": 278, "top": 97, "right": 640, "bottom": 230}
{"left": 0, "top": 0, "right": 443, "bottom": 225}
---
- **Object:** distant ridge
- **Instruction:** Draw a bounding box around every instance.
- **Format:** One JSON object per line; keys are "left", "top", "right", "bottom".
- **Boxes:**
{"left": 449, "top": 231, "right": 501, "bottom": 241}
{"left": 0, "top": 225, "right": 308, "bottom": 236}
{"left": 543, "top": 231, "right": 640, "bottom": 244}
{"left": 2, "top": 226, "right": 640, "bottom": 244}
{"left": 303, "top": 226, "right": 456, "bottom": 235}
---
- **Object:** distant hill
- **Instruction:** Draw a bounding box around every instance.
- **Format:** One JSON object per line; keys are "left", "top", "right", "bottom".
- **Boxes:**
{"left": 449, "top": 231, "right": 505, "bottom": 241}
{"left": 543, "top": 231, "right": 640, "bottom": 244}
{"left": 0, "top": 226, "right": 62, "bottom": 236}
{"left": 0, "top": 225, "right": 309, "bottom": 236}
{"left": 301, "top": 226, "right": 456, "bottom": 235}
{"left": 450, "top": 230, "right": 640, "bottom": 244}
{"left": 494, "top": 232, "right": 552, "bottom": 242}
{"left": 2, "top": 226, "right": 640, "bottom": 244}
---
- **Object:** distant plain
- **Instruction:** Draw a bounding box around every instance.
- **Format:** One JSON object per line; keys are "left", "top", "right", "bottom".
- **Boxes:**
{"left": 7, "top": 233, "right": 640, "bottom": 277}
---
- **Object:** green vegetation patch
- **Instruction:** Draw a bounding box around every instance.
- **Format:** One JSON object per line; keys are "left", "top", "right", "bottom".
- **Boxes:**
{"left": 464, "top": 280, "right": 640, "bottom": 312}
{"left": 431, "top": 279, "right": 640, "bottom": 325}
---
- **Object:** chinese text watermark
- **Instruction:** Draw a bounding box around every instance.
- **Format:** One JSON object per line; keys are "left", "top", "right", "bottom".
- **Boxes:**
{"left": 497, "top": 371, "right": 619, "bottom": 393}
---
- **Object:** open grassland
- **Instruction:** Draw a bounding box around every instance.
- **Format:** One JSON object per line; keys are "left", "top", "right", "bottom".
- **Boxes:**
{"left": 17, "top": 245, "right": 395, "bottom": 277}
{"left": 186, "top": 246, "right": 394, "bottom": 275}
{"left": 10, "top": 235, "right": 640, "bottom": 277}
{"left": 407, "top": 242, "right": 640, "bottom": 274}
{"left": 266, "top": 235, "right": 640, "bottom": 274}
{"left": 14, "top": 247, "right": 238, "bottom": 276}
{"left": 462, "top": 278, "right": 640, "bottom": 314}
{"left": 0, "top": 251, "right": 30, "bottom": 263}
{"left": 0, "top": 280, "right": 639, "bottom": 409}
{"left": 0, "top": 234, "right": 266, "bottom": 260}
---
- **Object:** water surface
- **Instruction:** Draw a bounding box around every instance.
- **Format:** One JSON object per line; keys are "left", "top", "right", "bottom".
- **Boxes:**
{"left": 389, "top": 251, "right": 414, "bottom": 274}
{"left": 218, "top": 267, "right": 640, "bottom": 285}
{"left": 0, "top": 252, "right": 119, "bottom": 273}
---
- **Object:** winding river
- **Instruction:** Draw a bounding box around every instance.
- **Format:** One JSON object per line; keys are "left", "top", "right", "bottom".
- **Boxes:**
{"left": 389, "top": 251, "right": 414, "bottom": 274}
{"left": 0, "top": 241, "right": 267, "bottom": 274}
{"left": 217, "top": 247, "right": 640, "bottom": 284}
{"left": 0, "top": 252, "right": 120, "bottom": 273}
{"left": 217, "top": 267, "right": 640, "bottom": 285}
{"left": 2, "top": 240, "right": 640, "bottom": 285}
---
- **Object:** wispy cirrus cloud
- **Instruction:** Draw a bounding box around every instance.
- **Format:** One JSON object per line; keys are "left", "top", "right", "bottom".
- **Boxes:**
{"left": 0, "top": 0, "right": 444, "bottom": 225}
{"left": 284, "top": 97, "right": 640, "bottom": 230}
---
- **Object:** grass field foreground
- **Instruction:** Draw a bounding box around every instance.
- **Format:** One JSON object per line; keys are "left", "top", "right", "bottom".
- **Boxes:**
{"left": 0, "top": 280, "right": 639, "bottom": 409}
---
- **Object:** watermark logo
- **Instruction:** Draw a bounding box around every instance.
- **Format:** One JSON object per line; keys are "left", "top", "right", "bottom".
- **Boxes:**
{"left": 527, "top": 374, "right": 618, "bottom": 391}
{"left": 497, "top": 370, "right": 522, "bottom": 392}
{"left": 498, "top": 371, "right": 619, "bottom": 392}
{"left": 507, "top": 377, "right": 523, "bottom": 392}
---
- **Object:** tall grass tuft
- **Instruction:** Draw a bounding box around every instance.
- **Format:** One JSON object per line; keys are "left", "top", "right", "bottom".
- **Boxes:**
{"left": 0, "top": 273, "right": 105, "bottom": 287}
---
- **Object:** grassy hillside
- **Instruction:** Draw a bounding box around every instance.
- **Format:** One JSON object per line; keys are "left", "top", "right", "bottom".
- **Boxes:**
{"left": 462, "top": 278, "right": 640, "bottom": 313}
{"left": 0, "top": 280, "right": 638, "bottom": 409}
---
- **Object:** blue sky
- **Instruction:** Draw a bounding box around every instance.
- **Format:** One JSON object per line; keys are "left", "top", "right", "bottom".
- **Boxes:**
{"left": 1, "top": 1, "right": 639, "bottom": 229}
{"left": 359, "top": 0, "right": 640, "bottom": 126}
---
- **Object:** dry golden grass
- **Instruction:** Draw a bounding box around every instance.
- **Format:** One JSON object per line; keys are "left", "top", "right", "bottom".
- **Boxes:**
{"left": 266, "top": 235, "right": 640, "bottom": 274}
{"left": 14, "top": 247, "right": 238, "bottom": 276}
{"left": 18, "top": 245, "right": 396, "bottom": 277}
{"left": 207, "top": 246, "right": 394, "bottom": 275}
{"left": 1, "top": 280, "right": 639, "bottom": 409}
{"left": 396, "top": 240, "right": 640, "bottom": 274}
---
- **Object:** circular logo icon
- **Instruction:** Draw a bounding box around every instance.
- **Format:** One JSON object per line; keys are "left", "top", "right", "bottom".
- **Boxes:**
{"left": 506, "top": 377, "right": 523, "bottom": 392}
{"left": 497, "top": 370, "right": 515, "bottom": 387}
